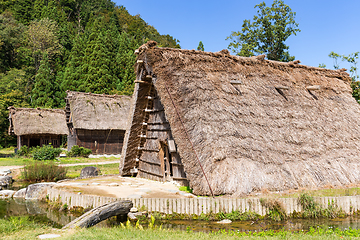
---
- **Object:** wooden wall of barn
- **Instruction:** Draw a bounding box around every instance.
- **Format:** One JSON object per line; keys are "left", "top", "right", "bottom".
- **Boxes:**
{"left": 74, "top": 129, "right": 125, "bottom": 155}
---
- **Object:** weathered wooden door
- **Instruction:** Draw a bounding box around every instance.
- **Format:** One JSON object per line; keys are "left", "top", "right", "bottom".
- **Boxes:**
{"left": 159, "top": 141, "right": 173, "bottom": 181}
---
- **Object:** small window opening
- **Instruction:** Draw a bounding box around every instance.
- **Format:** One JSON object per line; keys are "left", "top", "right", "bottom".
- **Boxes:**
{"left": 275, "top": 88, "right": 288, "bottom": 101}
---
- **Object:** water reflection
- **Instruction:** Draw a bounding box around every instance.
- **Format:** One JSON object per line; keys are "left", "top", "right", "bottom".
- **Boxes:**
{"left": 0, "top": 199, "right": 77, "bottom": 228}
{"left": 160, "top": 217, "right": 360, "bottom": 233}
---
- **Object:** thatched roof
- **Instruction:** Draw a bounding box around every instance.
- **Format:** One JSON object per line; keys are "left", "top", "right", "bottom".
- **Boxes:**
{"left": 8, "top": 107, "right": 68, "bottom": 136}
{"left": 66, "top": 91, "right": 132, "bottom": 130}
{"left": 121, "top": 41, "right": 360, "bottom": 196}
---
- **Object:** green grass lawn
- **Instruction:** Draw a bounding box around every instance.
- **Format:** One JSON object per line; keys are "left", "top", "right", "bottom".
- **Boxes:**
{"left": 0, "top": 157, "right": 34, "bottom": 166}
{"left": 59, "top": 156, "right": 118, "bottom": 164}
{"left": 0, "top": 146, "right": 16, "bottom": 155}
{"left": 0, "top": 156, "right": 119, "bottom": 167}
{"left": 59, "top": 227, "right": 360, "bottom": 240}
{"left": 2, "top": 219, "right": 360, "bottom": 240}
{"left": 65, "top": 163, "right": 119, "bottom": 178}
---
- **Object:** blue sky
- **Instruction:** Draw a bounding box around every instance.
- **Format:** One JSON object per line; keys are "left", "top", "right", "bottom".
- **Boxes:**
{"left": 113, "top": 0, "right": 359, "bottom": 70}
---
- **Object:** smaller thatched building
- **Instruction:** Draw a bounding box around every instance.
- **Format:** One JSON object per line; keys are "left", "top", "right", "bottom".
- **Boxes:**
{"left": 65, "top": 91, "right": 132, "bottom": 155}
{"left": 8, "top": 107, "right": 68, "bottom": 149}
{"left": 120, "top": 41, "right": 360, "bottom": 197}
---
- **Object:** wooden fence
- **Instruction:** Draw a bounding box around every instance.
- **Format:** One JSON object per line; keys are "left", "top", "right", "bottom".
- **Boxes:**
{"left": 47, "top": 188, "right": 360, "bottom": 215}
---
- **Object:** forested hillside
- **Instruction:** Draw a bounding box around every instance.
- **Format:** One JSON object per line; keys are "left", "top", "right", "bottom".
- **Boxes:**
{"left": 0, "top": 0, "right": 180, "bottom": 147}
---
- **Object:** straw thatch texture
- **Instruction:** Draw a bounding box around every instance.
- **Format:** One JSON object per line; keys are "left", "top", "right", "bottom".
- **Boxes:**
{"left": 8, "top": 107, "right": 67, "bottom": 136}
{"left": 122, "top": 43, "right": 360, "bottom": 197}
{"left": 66, "top": 91, "right": 132, "bottom": 130}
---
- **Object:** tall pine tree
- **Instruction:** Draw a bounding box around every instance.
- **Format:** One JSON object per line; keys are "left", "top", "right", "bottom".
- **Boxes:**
{"left": 61, "top": 34, "right": 86, "bottom": 91}
{"left": 31, "top": 53, "right": 62, "bottom": 108}
{"left": 115, "top": 31, "right": 138, "bottom": 95}
{"left": 80, "top": 30, "right": 117, "bottom": 94}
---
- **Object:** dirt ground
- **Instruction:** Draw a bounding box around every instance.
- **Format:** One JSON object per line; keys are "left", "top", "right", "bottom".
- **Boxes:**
{"left": 55, "top": 175, "right": 195, "bottom": 199}
{"left": 1, "top": 162, "right": 195, "bottom": 199}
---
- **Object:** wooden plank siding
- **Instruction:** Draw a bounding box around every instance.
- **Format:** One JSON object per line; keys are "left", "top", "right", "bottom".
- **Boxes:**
{"left": 76, "top": 129, "right": 125, "bottom": 155}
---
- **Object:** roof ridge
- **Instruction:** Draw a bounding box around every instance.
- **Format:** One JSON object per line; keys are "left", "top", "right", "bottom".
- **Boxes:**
{"left": 141, "top": 45, "right": 350, "bottom": 79}
{"left": 66, "top": 91, "right": 132, "bottom": 100}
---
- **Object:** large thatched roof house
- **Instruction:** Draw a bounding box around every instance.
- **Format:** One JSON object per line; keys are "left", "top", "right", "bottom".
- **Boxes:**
{"left": 66, "top": 91, "right": 131, "bottom": 155}
{"left": 8, "top": 107, "right": 68, "bottom": 149}
{"left": 120, "top": 41, "right": 360, "bottom": 196}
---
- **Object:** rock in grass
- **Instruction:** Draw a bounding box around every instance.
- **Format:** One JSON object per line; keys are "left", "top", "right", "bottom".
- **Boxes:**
{"left": 0, "top": 176, "right": 13, "bottom": 187}
{"left": 0, "top": 190, "right": 15, "bottom": 199}
{"left": 80, "top": 167, "right": 100, "bottom": 178}
{"left": 127, "top": 212, "right": 137, "bottom": 220}
{"left": 217, "top": 219, "right": 232, "bottom": 224}
{"left": 128, "top": 211, "right": 145, "bottom": 221}
{"left": 25, "top": 182, "right": 55, "bottom": 200}
{"left": 37, "top": 233, "right": 61, "bottom": 239}
{"left": 13, "top": 188, "right": 27, "bottom": 198}
{"left": 0, "top": 169, "right": 11, "bottom": 176}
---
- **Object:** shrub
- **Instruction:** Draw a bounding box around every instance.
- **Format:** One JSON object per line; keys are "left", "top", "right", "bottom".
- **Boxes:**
{"left": 296, "top": 193, "right": 345, "bottom": 219}
{"left": 67, "top": 145, "right": 92, "bottom": 158}
{"left": 17, "top": 145, "right": 32, "bottom": 157}
{"left": 21, "top": 161, "right": 67, "bottom": 182}
{"left": 32, "top": 145, "right": 62, "bottom": 160}
{"left": 260, "top": 198, "right": 287, "bottom": 221}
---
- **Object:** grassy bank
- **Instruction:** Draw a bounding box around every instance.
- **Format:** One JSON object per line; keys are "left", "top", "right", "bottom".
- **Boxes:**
{"left": 0, "top": 216, "right": 53, "bottom": 240}
{"left": 2, "top": 218, "right": 360, "bottom": 240}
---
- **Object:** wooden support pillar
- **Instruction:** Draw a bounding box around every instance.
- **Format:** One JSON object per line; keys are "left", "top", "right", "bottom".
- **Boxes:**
{"left": 17, "top": 135, "right": 21, "bottom": 149}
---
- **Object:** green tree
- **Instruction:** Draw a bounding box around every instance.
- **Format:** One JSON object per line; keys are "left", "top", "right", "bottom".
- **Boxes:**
{"left": 197, "top": 41, "right": 204, "bottom": 51}
{"left": 343, "top": 52, "right": 359, "bottom": 80}
{"left": 0, "top": 0, "right": 183, "bottom": 147}
{"left": 343, "top": 52, "right": 359, "bottom": 102}
{"left": 11, "top": 0, "right": 34, "bottom": 24}
{"left": 114, "top": 31, "right": 138, "bottom": 95}
{"left": 0, "top": 90, "right": 29, "bottom": 147}
{"left": 318, "top": 63, "right": 326, "bottom": 68}
{"left": 31, "top": 54, "right": 62, "bottom": 108}
{"left": 0, "top": 68, "right": 26, "bottom": 94}
{"left": 226, "top": 0, "right": 300, "bottom": 62}
{"left": 77, "top": 17, "right": 117, "bottom": 94}
{"left": 0, "top": 11, "right": 25, "bottom": 73}
{"left": 328, "top": 51, "right": 341, "bottom": 70}
{"left": 61, "top": 34, "right": 86, "bottom": 92}
{"left": 329, "top": 51, "right": 360, "bottom": 102}
{"left": 26, "top": 18, "right": 62, "bottom": 71}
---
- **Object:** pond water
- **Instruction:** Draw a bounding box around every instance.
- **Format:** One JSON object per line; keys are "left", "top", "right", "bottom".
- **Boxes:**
{"left": 2, "top": 199, "right": 360, "bottom": 232}
{"left": 161, "top": 217, "right": 360, "bottom": 233}
{"left": 0, "top": 199, "right": 77, "bottom": 228}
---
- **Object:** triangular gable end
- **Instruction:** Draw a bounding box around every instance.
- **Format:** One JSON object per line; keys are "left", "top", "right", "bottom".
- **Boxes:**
{"left": 120, "top": 54, "right": 188, "bottom": 185}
